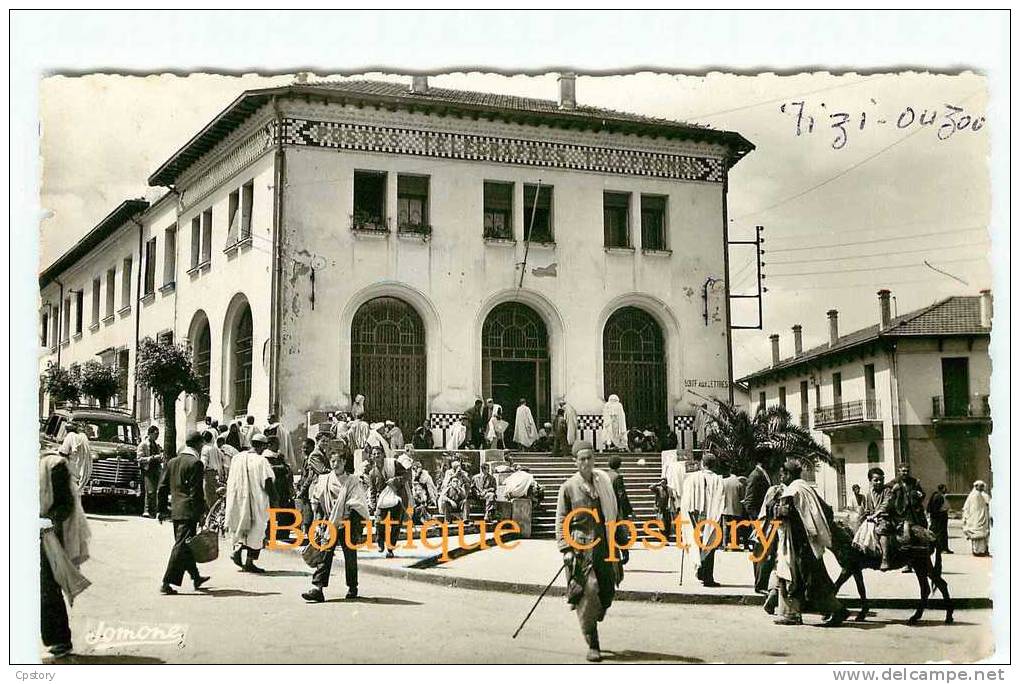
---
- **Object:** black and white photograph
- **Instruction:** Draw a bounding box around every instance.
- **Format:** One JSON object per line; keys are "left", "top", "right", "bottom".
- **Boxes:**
{"left": 9, "top": 9, "right": 1010, "bottom": 675}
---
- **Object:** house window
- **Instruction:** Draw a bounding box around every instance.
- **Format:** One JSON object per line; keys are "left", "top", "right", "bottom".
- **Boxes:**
{"left": 241, "top": 181, "right": 253, "bottom": 240}
{"left": 778, "top": 385, "right": 787, "bottom": 409}
{"left": 483, "top": 181, "right": 513, "bottom": 239}
{"left": 757, "top": 391, "right": 766, "bottom": 412}
{"left": 60, "top": 297, "right": 70, "bottom": 341}
{"left": 353, "top": 171, "right": 387, "bottom": 230}
{"left": 201, "top": 209, "right": 213, "bottom": 264}
{"left": 40, "top": 311, "right": 49, "bottom": 346}
{"left": 190, "top": 216, "right": 201, "bottom": 269}
{"left": 867, "top": 441, "right": 881, "bottom": 464}
{"left": 397, "top": 175, "right": 429, "bottom": 233}
{"left": 121, "top": 257, "right": 132, "bottom": 309}
{"left": 143, "top": 237, "right": 157, "bottom": 295}
{"left": 74, "top": 290, "right": 84, "bottom": 334}
{"left": 603, "top": 192, "right": 630, "bottom": 248}
{"left": 91, "top": 278, "right": 101, "bottom": 325}
{"left": 641, "top": 195, "right": 667, "bottom": 250}
{"left": 227, "top": 189, "right": 240, "bottom": 245}
{"left": 105, "top": 268, "right": 116, "bottom": 317}
{"left": 163, "top": 225, "right": 176, "bottom": 285}
{"left": 137, "top": 384, "right": 151, "bottom": 422}
{"left": 799, "top": 380, "right": 810, "bottom": 427}
{"left": 815, "top": 382, "right": 821, "bottom": 408}
{"left": 233, "top": 307, "right": 254, "bottom": 415}
{"left": 523, "top": 184, "right": 553, "bottom": 243}
{"left": 832, "top": 372, "right": 843, "bottom": 405}
{"left": 116, "top": 348, "right": 130, "bottom": 408}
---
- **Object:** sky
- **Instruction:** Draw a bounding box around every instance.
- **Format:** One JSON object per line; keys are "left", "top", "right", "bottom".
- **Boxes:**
{"left": 38, "top": 70, "right": 991, "bottom": 377}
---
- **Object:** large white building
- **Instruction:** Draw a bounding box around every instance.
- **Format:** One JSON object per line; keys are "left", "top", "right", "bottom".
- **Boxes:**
{"left": 738, "top": 289, "right": 992, "bottom": 509}
{"left": 39, "top": 75, "right": 754, "bottom": 449}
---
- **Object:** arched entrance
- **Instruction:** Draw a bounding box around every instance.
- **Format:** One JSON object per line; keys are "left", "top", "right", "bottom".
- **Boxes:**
{"left": 231, "top": 306, "right": 253, "bottom": 418}
{"left": 482, "top": 302, "right": 551, "bottom": 435}
{"left": 189, "top": 311, "right": 211, "bottom": 421}
{"left": 350, "top": 296, "right": 426, "bottom": 434}
{"left": 603, "top": 306, "right": 667, "bottom": 430}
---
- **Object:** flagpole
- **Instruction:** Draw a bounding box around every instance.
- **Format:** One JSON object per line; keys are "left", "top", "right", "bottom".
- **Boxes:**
{"left": 518, "top": 180, "right": 542, "bottom": 289}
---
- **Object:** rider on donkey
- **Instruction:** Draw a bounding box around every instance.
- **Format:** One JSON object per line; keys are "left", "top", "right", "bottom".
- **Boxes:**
{"left": 876, "top": 462, "right": 928, "bottom": 570}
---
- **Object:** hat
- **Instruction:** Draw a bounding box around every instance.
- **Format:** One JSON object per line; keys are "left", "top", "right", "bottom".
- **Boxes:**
{"left": 571, "top": 440, "right": 595, "bottom": 456}
{"left": 397, "top": 453, "right": 413, "bottom": 470}
{"left": 250, "top": 432, "right": 268, "bottom": 444}
{"left": 385, "top": 420, "right": 395, "bottom": 427}
{"left": 543, "top": 422, "right": 552, "bottom": 429}
{"left": 370, "top": 421, "right": 385, "bottom": 431}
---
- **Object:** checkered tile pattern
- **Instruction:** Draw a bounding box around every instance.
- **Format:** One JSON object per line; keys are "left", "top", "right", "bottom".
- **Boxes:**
{"left": 284, "top": 118, "right": 724, "bottom": 182}
{"left": 429, "top": 412, "right": 465, "bottom": 447}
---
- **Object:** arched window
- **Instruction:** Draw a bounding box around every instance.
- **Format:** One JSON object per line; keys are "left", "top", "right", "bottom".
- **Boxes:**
{"left": 482, "top": 302, "right": 551, "bottom": 431}
{"left": 867, "top": 441, "right": 881, "bottom": 464}
{"left": 190, "top": 313, "right": 211, "bottom": 420}
{"left": 603, "top": 306, "right": 667, "bottom": 429}
{"left": 351, "top": 297, "right": 426, "bottom": 434}
{"left": 233, "top": 306, "right": 253, "bottom": 417}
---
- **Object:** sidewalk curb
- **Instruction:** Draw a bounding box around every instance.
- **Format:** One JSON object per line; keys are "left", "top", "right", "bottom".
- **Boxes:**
{"left": 352, "top": 561, "right": 991, "bottom": 610}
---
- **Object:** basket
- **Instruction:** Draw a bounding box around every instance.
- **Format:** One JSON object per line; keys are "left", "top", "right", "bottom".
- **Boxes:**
{"left": 187, "top": 528, "right": 220, "bottom": 564}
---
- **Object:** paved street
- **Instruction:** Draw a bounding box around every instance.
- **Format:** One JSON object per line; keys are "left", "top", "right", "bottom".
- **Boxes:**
{"left": 48, "top": 514, "right": 994, "bottom": 664}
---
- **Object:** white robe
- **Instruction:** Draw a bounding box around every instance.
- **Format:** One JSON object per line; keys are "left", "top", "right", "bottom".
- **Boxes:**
{"left": 680, "top": 468, "right": 724, "bottom": 546}
{"left": 962, "top": 487, "right": 991, "bottom": 540}
{"left": 601, "top": 395, "right": 628, "bottom": 449}
{"left": 445, "top": 422, "right": 467, "bottom": 450}
{"left": 486, "top": 405, "right": 507, "bottom": 442}
{"left": 562, "top": 401, "right": 578, "bottom": 445}
{"left": 310, "top": 471, "right": 371, "bottom": 527}
{"left": 503, "top": 470, "right": 537, "bottom": 499}
{"left": 513, "top": 404, "right": 539, "bottom": 447}
{"left": 776, "top": 478, "right": 832, "bottom": 583}
{"left": 224, "top": 450, "right": 275, "bottom": 550}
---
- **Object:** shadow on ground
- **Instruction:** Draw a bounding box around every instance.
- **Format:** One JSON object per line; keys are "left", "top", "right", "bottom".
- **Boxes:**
{"left": 601, "top": 649, "right": 705, "bottom": 663}
{"left": 45, "top": 654, "right": 166, "bottom": 664}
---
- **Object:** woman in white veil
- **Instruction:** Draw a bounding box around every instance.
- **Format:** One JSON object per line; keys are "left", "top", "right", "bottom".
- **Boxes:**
{"left": 486, "top": 404, "right": 508, "bottom": 449}
{"left": 601, "top": 394, "right": 628, "bottom": 450}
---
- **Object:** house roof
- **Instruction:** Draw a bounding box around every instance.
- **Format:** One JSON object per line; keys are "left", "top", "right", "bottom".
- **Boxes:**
{"left": 148, "top": 79, "right": 755, "bottom": 187}
{"left": 739, "top": 296, "right": 990, "bottom": 384}
{"left": 39, "top": 199, "right": 150, "bottom": 289}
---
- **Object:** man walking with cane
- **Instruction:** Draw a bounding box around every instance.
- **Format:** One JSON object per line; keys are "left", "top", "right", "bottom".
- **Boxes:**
{"left": 157, "top": 430, "right": 210, "bottom": 595}
{"left": 554, "top": 440, "right": 623, "bottom": 662}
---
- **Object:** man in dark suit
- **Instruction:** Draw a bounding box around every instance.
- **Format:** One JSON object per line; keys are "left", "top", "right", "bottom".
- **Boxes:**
{"left": 464, "top": 399, "right": 485, "bottom": 448}
{"left": 742, "top": 454, "right": 773, "bottom": 593}
{"left": 158, "top": 430, "right": 210, "bottom": 595}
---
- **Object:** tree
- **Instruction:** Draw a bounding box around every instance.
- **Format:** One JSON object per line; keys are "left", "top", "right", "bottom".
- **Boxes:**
{"left": 135, "top": 336, "right": 203, "bottom": 457}
{"left": 42, "top": 361, "right": 82, "bottom": 406}
{"left": 79, "top": 360, "right": 120, "bottom": 408}
{"left": 702, "top": 400, "right": 832, "bottom": 478}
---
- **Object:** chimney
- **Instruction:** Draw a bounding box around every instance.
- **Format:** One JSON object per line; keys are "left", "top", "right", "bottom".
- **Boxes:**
{"left": 827, "top": 309, "right": 839, "bottom": 347}
{"left": 877, "top": 289, "right": 892, "bottom": 330}
{"left": 792, "top": 324, "right": 803, "bottom": 357}
{"left": 770, "top": 334, "right": 780, "bottom": 366}
{"left": 980, "top": 289, "right": 993, "bottom": 328}
{"left": 558, "top": 72, "right": 576, "bottom": 110}
{"left": 409, "top": 75, "right": 429, "bottom": 94}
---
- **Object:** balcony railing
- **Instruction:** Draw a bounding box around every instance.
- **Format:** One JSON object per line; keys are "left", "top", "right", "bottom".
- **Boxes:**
{"left": 397, "top": 222, "right": 432, "bottom": 238}
{"left": 932, "top": 395, "right": 990, "bottom": 421}
{"left": 813, "top": 398, "right": 881, "bottom": 429}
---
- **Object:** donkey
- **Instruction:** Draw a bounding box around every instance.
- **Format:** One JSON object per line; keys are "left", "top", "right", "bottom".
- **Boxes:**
{"left": 829, "top": 519, "right": 953, "bottom": 624}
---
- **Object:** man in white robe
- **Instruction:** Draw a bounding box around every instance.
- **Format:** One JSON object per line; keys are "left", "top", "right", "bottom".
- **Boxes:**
{"left": 600, "top": 395, "right": 628, "bottom": 451}
{"left": 680, "top": 453, "right": 724, "bottom": 586}
{"left": 58, "top": 423, "right": 92, "bottom": 492}
{"left": 514, "top": 399, "right": 539, "bottom": 449}
{"left": 961, "top": 480, "right": 991, "bottom": 556}
{"left": 224, "top": 432, "right": 275, "bottom": 573}
{"left": 446, "top": 416, "right": 468, "bottom": 451}
{"left": 558, "top": 398, "right": 579, "bottom": 446}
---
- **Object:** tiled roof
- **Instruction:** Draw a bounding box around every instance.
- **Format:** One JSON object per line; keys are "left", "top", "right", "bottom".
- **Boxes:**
{"left": 149, "top": 79, "right": 754, "bottom": 187}
{"left": 739, "top": 296, "right": 990, "bottom": 384}
{"left": 309, "top": 79, "right": 710, "bottom": 130}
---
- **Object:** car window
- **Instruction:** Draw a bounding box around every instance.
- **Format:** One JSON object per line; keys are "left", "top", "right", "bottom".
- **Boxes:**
{"left": 78, "top": 420, "right": 140, "bottom": 446}
{"left": 44, "top": 415, "right": 61, "bottom": 437}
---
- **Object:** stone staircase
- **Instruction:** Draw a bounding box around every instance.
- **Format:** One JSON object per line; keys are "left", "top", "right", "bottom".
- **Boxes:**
{"left": 506, "top": 451, "right": 664, "bottom": 539}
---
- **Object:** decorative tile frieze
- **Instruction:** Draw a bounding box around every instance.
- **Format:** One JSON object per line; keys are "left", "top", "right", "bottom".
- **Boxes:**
{"left": 282, "top": 118, "right": 724, "bottom": 182}
{"left": 179, "top": 121, "right": 276, "bottom": 210}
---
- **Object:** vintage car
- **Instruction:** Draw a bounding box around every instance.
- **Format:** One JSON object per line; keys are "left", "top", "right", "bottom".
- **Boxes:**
{"left": 40, "top": 405, "right": 143, "bottom": 510}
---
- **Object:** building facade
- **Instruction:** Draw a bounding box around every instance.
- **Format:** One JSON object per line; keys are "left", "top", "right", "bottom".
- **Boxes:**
{"left": 739, "top": 289, "right": 993, "bottom": 509}
{"left": 39, "top": 76, "right": 753, "bottom": 449}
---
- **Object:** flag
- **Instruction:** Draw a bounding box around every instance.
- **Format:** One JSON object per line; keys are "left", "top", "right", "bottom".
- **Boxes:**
{"left": 531, "top": 263, "right": 558, "bottom": 278}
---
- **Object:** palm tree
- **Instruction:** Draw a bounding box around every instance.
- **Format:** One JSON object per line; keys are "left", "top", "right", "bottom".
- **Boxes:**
{"left": 702, "top": 400, "right": 832, "bottom": 477}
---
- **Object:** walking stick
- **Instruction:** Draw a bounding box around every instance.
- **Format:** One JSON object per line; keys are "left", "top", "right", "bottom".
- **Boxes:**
{"left": 679, "top": 545, "right": 686, "bottom": 585}
{"left": 512, "top": 564, "right": 565, "bottom": 639}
